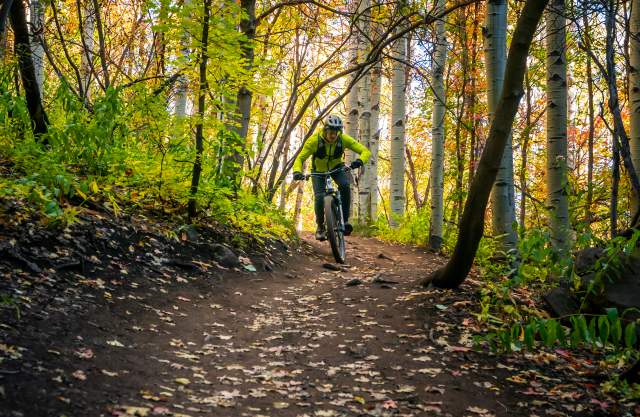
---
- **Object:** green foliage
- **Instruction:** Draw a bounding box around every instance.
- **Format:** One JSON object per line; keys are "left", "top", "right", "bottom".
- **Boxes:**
{"left": 478, "top": 310, "right": 638, "bottom": 354}
{"left": 0, "top": 292, "right": 21, "bottom": 321}
{"left": 374, "top": 207, "right": 456, "bottom": 251}
{"left": 0, "top": 57, "right": 290, "bottom": 243}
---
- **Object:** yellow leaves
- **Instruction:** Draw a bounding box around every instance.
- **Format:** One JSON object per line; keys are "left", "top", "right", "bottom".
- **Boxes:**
{"left": 102, "top": 369, "right": 119, "bottom": 377}
{"left": 90, "top": 180, "right": 100, "bottom": 194}
{"left": 467, "top": 406, "right": 495, "bottom": 416}
{"left": 174, "top": 378, "right": 190, "bottom": 385}
{"left": 0, "top": 344, "right": 23, "bottom": 360}
{"left": 140, "top": 390, "right": 169, "bottom": 402}
{"left": 396, "top": 384, "right": 416, "bottom": 393}
{"left": 507, "top": 375, "right": 528, "bottom": 384}
{"left": 121, "top": 406, "right": 150, "bottom": 416}
{"left": 416, "top": 368, "right": 442, "bottom": 376}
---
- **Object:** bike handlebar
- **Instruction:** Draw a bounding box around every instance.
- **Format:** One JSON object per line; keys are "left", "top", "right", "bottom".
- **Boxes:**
{"left": 303, "top": 165, "right": 351, "bottom": 180}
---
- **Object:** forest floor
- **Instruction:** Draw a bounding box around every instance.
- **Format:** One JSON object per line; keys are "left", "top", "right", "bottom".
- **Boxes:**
{"left": 0, "top": 207, "right": 638, "bottom": 417}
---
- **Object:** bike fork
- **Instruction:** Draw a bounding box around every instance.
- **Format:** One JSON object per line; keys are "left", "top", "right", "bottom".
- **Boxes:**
{"left": 335, "top": 194, "right": 345, "bottom": 232}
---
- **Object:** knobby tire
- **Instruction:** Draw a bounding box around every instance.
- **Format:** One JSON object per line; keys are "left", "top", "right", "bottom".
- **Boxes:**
{"left": 324, "top": 195, "right": 345, "bottom": 263}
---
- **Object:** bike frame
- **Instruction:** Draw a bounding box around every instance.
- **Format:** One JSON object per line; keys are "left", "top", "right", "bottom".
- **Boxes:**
{"left": 305, "top": 166, "right": 350, "bottom": 231}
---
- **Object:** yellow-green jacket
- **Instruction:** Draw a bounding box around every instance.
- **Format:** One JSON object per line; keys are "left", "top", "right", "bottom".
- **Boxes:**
{"left": 293, "top": 131, "right": 371, "bottom": 173}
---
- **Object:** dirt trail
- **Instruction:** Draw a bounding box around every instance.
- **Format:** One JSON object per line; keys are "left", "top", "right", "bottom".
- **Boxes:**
{"left": 0, "top": 232, "right": 628, "bottom": 417}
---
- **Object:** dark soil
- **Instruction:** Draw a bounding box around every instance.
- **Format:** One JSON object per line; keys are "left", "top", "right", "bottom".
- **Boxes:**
{"left": 0, "top": 208, "right": 638, "bottom": 417}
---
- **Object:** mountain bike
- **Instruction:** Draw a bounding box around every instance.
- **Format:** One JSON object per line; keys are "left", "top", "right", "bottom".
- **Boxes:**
{"left": 305, "top": 166, "right": 351, "bottom": 264}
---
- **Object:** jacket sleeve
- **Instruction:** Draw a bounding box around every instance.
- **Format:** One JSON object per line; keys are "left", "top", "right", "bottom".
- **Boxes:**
{"left": 293, "top": 134, "right": 318, "bottom": 172}
{"left": 342, "top": 133, "right": 371, "bottom": 163}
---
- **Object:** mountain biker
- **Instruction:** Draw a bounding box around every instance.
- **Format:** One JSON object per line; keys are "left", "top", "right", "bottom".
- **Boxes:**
{"left": 292, "top": 115, "right": 371, "bottom": 241}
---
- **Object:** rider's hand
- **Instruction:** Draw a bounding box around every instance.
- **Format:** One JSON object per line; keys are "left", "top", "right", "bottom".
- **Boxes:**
{"left": 293, "top": 171, "right": 305, "bottom": 181}
{"left": 350, "top": 159, "right": 364, "bottom": 170}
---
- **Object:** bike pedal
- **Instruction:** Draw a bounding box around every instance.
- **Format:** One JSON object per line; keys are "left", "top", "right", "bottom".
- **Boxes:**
{"left": 344, "top": 224, "right": 353, "bottom": 236}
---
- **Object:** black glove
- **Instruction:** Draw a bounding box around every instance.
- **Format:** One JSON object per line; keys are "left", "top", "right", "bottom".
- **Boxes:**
{"left": 350, "top": 159, "right": 364, "bottom": 170}
{"left": 293, "top": 172, "right": 305, "bottom": 181}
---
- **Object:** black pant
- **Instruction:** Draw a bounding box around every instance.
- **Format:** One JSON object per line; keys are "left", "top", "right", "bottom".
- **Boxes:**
{"left": 312, "top": 167, "right": 351, "bottom": 227}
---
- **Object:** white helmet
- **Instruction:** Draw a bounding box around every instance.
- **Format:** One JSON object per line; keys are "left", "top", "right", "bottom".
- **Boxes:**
{"left": 324, "top": 115, "right": 344, "bottom": 131}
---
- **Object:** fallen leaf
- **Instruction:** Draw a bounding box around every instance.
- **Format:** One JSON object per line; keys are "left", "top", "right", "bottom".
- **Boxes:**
{"left": 124, "top": 406, "right": 150, "bottom": 416}
{"left": 467, "top": 406, "right": 494, "bottom": 416}
{"left": 74, "top": 348, "right": 94, "bottom": 359}
{"left": 174, "top": 378, "right": 190, "bottom": 385}
{"left": 396, "top": 385, "right": 416, "bottom": 393}
{"left": 107, "top": 340, "right": 125, "bottom": 347}
{"left": 72, "top": 370, "right": 87, "bottom": 380}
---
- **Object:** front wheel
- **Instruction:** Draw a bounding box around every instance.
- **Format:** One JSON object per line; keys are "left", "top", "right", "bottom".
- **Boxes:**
{"left": 324, "top": 195, "right": 346, "bottom": 263}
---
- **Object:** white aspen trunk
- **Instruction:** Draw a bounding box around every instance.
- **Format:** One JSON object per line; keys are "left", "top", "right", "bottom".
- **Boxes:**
{"left": 546, "top": 0, "right": 570, "bottom": 252}
{"left": 356, "top": 0, "right": 371, "bottom": 224}
{"left": 278, "top": 127, "right": 291, "bottom": 211}
{"left": 630, "top": 0, "right": 640, "bottom": 213}
{"left": 368, "top": 59, "right": 381, "bottom": 221}
{"left": 485, "top": 0, "right": 518, "bottom": 253}
{"left": 293, "top": 161, "right": 306, "bottom": 231}
{"left": 429, "top": 0, "right": 447, "bottom": 250}
{"left": 174, "top": 0, "right": 191, "bottom": 117}
{"left": 29, "top": 0, "right": 44, "bottom": 97}
{"left": 81, "top": 0, "right": 95, "bottom": 102}
{"left": 390, "top": 30, "right": 407, "bottom": 225}
{"left": 357, "top": 68, "right": 372, "bottom": 223}
{"left": 345, "top": 5, "right": 360, "bottom": 165}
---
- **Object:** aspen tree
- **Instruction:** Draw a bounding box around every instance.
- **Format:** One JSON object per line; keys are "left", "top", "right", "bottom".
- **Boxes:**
{"left": 390, "top": 18, "right": 407, "bottom": 224}
{"left": 546, "top": 0, "right": 570, "bottom": 252}
{"left": 485, "top": 0, "right": 518, "bottom": 254}
{"left": 357, "top": 0, "right": 372, "bottom": 223}
{"left": 429, "top": 0, "right": 447, "bottom": 250}
{"left": 29, "top": 0, "right": 45, "bottom": 97}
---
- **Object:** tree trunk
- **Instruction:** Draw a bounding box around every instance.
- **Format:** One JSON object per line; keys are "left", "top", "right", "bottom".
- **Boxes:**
{"left": 612, "top": 131, "right": 620, "bottom": 238}
{"left": 187, "top": 0, "right": 210, "bottom": 221}
{"left": 390, "top": 26, "right": 407, "bottom": 225}
{"left": 405, "top": 147, "right": 421, "bottom": 211}
{"left": 80, "top": 0, "right": 95, "bottom": 103}
{"left": 583, "top": 13, "right": 595, "bottom": 228}
{"left": 229, "top": 0, "right": 257, "bottom": 186}
{"left": 467, "top": 2, "right": 479, "bottom": 183}
{"left": 345, "top": 0, "right": 361, "bottom": 166}
{"left": 293, "top": 161, "right": 306, "bottom": 231}
{"left": 630, "top": 0, "right": 640, "bottom": 215}
{"left": 453, "top": 7, "right": 469, "bottom": 227}
{"left": 486, "top": 0, "right": 518, "bottom": 254}
{"left": 421, "top": 0, "right": 549, "bottom": 288}
{"left": 29, "top": 0, "right": 44, "bottom": 97}
{"left": 9, "top": 0, "right": 48, "bottom": 136}
{"left": 519, "top": 69, "right": 532, "bottom": 234}
{"left": 545, "top": 0, "right": 570, "bottom": 253}
{"left": 174, "top": 0, "right": 191, "bottom": 117}
{"left": 91, "top": 0, "right": 109, "bottom": 89}
{"left": 279, "top": 136, "right": 290, "bottom": 211}
{"left": 357, "top": 0, "right": 372, "bottom": 224}
{"left": 369, "top": 58, "right": 382, "bottom": 221}
{"left": 429, "top": 0, "right": 447, "bottom": 250}
{"left": 0, "top": 0, "right": 13, "bottom": 60}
